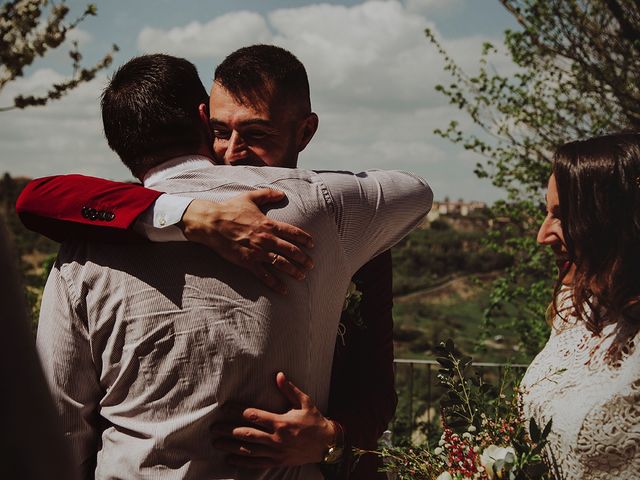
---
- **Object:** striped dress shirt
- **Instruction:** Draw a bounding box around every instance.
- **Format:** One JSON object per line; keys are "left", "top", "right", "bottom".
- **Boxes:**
{"left": 37, "top": 160, "right": 433, "bottom": 480}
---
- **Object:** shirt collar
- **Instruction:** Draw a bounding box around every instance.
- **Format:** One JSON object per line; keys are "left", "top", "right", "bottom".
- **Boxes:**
{"left": 142, "top": 155, "right": 215, "bottom": 187}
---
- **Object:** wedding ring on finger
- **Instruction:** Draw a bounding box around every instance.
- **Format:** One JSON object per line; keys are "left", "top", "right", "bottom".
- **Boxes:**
{"left": 270, "top": 253, "right": 279, "bottom": 265}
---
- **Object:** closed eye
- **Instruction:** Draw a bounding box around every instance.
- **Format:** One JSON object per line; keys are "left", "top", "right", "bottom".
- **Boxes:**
{"left": 213, "top": 129, "right": 231, "bottom": 140}
{"left": 243, "top": 130, "right": 270, "bottom": 141}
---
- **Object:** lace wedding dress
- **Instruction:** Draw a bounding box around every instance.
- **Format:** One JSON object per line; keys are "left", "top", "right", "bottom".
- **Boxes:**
{"left": 520, "top": 300, "right": 640, "bottom": 479}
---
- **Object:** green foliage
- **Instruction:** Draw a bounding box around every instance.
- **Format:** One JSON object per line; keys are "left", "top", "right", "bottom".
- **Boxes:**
{"left": 425, "top": 0, "right": 640, "bottom": 354}
{"left": 434, "top": 339, "right": 507, "bottom": 431}
{"left": 0, "top": 173, "right": 56, "bottom": 256}
{"left": 393, "top": 292, "right": 509, "bottom": 360}
{"left": 392, "top": 225, "right": 512, "bottom": 296}
{"left": 377, "top": 340, "right": 552, "bottom": 479}
{"left": 0, "top": 173, "right": 58, "bottom": 331}
{"left": 0, "top": 0, "right": 118, "bottom": 112}
{"left": 480, "top": 200, "right": 554, "bottom": 356}
{"left": 374, "top": 446, "right": 440, "bottom": 480}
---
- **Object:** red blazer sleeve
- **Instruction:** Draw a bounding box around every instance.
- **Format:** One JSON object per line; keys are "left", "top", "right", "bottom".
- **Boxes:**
{"left": 328, "top": 250, "right": 396, "bottom": 480}
{"left": 15, "top": 175, "right": 163, "bottom": 243}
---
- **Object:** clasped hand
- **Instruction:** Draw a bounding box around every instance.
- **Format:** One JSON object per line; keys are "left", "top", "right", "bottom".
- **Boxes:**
{"left": 211, "top": 372, "right": 336, "bottom": 468}
{"left": 181, "top": 189, "right": 314, "bottom": 294}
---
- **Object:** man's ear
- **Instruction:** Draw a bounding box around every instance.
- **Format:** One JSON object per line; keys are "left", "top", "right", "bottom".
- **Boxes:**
{"left": 198, "top": 103, "right": 209, "bottom": 128}
{"left": 297, "top": 112, "right": 319, "bottom": 153}
{"left": 198, "top": 103, "right": 213, "bottom": 142}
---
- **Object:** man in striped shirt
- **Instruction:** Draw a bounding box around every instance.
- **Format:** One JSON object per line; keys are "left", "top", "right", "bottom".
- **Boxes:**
{"left": 36, "top": 53, "right": 432, "bottom": 479}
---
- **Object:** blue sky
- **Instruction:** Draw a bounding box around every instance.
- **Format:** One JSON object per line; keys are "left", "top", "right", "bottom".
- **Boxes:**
{"left": 0, "top": 0, "right": 518, "bottom": 202}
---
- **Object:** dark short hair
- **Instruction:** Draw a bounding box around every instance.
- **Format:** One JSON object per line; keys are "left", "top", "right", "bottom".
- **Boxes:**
{"left": 214, "top": 44, "right": 311, "bottom": 116}
{"left": 552, "top": 132, "right": 640, "bottom": 333}
{"left": 101, "top": 54, "right": 209, "bottom": 176}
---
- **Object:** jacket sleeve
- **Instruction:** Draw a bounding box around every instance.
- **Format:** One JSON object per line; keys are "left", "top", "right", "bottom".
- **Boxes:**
{"left": 327, "top": 250, "right": 396, "bottom": 480}
{"left": 15, "top": 175, "right": 163, "bottom": 243}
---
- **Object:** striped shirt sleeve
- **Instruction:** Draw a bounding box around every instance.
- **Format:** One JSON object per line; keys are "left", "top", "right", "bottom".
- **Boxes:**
{"left": 317, "top": 169, "right": 433, "bottom": 274}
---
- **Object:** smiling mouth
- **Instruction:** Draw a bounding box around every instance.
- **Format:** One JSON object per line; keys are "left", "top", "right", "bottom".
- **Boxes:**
{"left": 226, "top": 157, "right": 267, "bottom": 167}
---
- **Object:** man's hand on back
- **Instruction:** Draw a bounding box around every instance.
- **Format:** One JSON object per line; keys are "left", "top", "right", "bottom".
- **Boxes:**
{"left": 211, "top": 372, "right": 336, "bottom": 468}
{"left": 180, "top": 189, "right": 314, "bottom": 294}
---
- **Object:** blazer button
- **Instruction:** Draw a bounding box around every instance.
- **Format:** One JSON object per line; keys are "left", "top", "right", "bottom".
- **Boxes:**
{"left": 105, "top": 212, "right": 115, "bottom": 222}
{"left": 81, "top": 206, "right": 90, "bottom": 219}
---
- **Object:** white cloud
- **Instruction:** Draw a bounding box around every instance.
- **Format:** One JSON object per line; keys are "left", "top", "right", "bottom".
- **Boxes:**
{"left": 298, "top": 102, "right": 506, "bottom": 202}
{"left": 0, "top": 1, "right": 512, "bottom": 202}
{"left": 403, "top": 0, "right": 462, "bottom": 14}
{"left": 130, "top": 0, "right": 513, "bottom": 202}
{"left": 268, "top": 1, "right": 435, "bottom": 107}
{"left": 1, "top": 68, "right": 64, "bottom": 99}
{"left": 0, "top": 69, "right": 131, "bottom": 180}
{"left": 138, "top": 11, "right": 271, "bottom": 58}
{"left": 134, "top": 1, "right": 506, "bottom": 112}
{"left": 66, "top": 27, "right": 93, "bottom": 46}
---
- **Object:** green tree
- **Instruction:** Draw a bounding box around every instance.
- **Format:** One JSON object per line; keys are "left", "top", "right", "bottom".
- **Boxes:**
{"left": 426, "top": 0, "right": 640, "bottom": 357}
{"left": 0, "top": 0, "right": 118, "bottom": 112}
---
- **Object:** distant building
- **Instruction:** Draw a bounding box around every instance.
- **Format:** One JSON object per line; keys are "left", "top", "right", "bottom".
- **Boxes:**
{"left": 426, "top": 198, "right": 487, "bottom": 223}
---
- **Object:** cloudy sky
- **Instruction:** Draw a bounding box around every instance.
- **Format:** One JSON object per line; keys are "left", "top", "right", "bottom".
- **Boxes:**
{"left": 0, "top": 0, "right": 518, "bottom": 202}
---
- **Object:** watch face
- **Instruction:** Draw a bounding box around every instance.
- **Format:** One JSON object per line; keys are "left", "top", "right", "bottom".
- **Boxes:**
{"left": 323, "top": 445, "right": 345, "bottom": 464}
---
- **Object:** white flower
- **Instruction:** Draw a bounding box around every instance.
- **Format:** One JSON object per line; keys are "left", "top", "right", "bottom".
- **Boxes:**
{"left": 480, "top": 445, "right": 516, "bottom": 480}
{"left": 434, "top": 447, "right": 443, "bottom": 455}
{"left": 467, "top": 425, "right": 477, "bottom": 433}
{"left": 438, "top": 438, "right": 445, "bottom": 446}
{"left": 436, "top": 472, "right": 453, "bottom": 480}
{"left": 462, "top": 432, "right": 472, "bottom": 439}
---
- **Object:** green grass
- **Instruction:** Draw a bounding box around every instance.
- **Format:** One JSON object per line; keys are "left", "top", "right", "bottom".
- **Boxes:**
{"left": 393, "top": 288, "right": 526, "bottom": 364}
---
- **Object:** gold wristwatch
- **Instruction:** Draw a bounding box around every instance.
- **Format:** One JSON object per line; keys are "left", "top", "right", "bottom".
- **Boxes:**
{"left": 322, "top": 419, "right": 345, "bottom": 464}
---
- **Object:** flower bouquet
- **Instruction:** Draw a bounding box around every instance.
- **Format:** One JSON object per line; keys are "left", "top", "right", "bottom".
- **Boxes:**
{"left": 375, "top": 340, "right": 552, "bottom": 480}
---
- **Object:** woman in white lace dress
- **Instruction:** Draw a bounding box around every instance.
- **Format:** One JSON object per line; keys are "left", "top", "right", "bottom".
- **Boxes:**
{"left": 520, "top": 133, "right": 640, "bottom": 479}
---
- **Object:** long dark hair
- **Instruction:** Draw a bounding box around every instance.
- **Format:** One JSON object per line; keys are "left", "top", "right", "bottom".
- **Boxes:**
{"left": 552, "top": 133, "right": 640, "bottom": 333}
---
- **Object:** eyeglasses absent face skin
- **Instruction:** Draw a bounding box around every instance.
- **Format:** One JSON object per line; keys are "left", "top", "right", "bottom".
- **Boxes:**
{"left": 538, "top": 174, "right": 575, "bottom": 285}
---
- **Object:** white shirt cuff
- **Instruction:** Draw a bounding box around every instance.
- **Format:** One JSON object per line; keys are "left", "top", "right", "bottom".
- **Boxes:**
{"left": 133, "top": 194, "right": 193, "bottom": 242}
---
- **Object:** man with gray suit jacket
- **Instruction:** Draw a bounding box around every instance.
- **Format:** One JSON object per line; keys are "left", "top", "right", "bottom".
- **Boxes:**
{"left": 36, "top": 54, "right": 432, "bottom": 480}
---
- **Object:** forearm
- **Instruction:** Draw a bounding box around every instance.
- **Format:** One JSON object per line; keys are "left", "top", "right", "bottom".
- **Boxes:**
{"left": 16, "top": 174, "right": 163, "bottom": 242}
